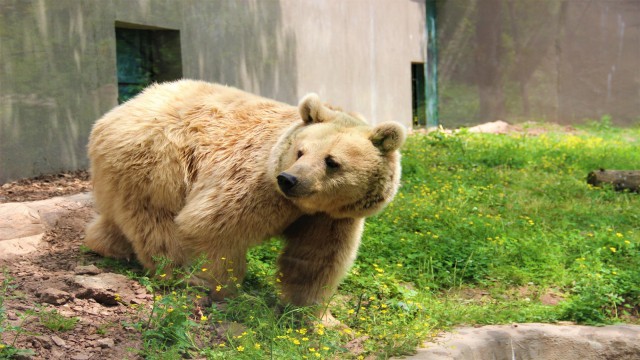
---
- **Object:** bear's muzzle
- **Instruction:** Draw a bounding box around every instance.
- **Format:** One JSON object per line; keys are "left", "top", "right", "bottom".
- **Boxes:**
{"left": 277, "top": 172, "right": 299, "bottom": 196}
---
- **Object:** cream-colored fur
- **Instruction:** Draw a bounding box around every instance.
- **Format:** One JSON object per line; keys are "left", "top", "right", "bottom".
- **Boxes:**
{"left": 86, "top": 80, "right": 405, "bottom": 320}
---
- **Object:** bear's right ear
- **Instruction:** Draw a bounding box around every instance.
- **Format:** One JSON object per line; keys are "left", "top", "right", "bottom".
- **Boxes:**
{"left": 299, "top": 93, "right": 327, "bottom": 124}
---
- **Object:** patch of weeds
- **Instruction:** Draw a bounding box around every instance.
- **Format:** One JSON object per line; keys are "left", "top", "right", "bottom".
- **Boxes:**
{"left": 124, "top": 255, "right": 365, "bottom": 359}
{"left": 95, "top": 322, "right": 114, "bottom": 336}
{"left": 0, "top": 269, "right": 36, "bottom": 358}
{"left": 561, "top": 244, "right": 640, "bottom": 324}
{"left": 38, "top": 308, "right": 79, "bottom": 332}
{"left": 124, "top": 256, "right": 214, "bottom": 359}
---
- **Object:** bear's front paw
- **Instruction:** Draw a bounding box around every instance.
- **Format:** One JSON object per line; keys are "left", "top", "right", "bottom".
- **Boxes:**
{"left": 317, "top": 309, "right": 351, "bottom": 333}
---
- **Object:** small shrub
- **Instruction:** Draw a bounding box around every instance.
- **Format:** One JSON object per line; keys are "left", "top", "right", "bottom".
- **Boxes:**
{"left": 38, "top": 309, "right": 79, "bottom": 332}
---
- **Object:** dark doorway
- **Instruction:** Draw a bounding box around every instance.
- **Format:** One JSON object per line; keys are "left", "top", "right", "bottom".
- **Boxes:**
{"left": 412, "top": 63, "right": 427, "bottom": 127}
{"left": 115, "top": 23, "right": 183, "bottom": 103}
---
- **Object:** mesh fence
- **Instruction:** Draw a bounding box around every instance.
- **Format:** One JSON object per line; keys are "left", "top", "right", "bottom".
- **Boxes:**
{"left": 435, "top": 0, "right": 639, "bottom": 127}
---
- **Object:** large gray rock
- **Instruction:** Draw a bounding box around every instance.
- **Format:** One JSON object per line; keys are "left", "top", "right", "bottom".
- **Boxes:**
{"left": 402, "top": 323, "right": 640, "bottom": 360}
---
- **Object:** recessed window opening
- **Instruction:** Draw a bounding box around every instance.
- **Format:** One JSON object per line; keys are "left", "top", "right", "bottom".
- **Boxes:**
{"left": 411, "top": 63, "right": 427, "bottom": 127}
{"left": 115, "top": 23, "right": 183, "bottom": 103}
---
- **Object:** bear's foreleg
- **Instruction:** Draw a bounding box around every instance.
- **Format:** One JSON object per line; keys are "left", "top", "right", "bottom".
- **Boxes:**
{"left": 279, "top": 214, "right": 364, "bottom": 324}
{"left": 175, "top": 197, "right": 250, "bottom": 300}
{"left": 185, "top": 246, "right": 249, "bottom": 301}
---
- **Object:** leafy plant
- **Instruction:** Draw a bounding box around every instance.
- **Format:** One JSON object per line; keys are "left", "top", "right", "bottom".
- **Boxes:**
{"left": 38, "top": 309, "right": 79, "bottom": 332}
{"left": 0, "top": 270, "right": 36, "bottom": 358}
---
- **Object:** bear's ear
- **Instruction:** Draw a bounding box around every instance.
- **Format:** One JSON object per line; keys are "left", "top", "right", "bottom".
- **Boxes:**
{"left": 299, "top": 93, "right": 328, "bottom": 124}
{"left": 370, "top": 122, "right": 407, "bottom": 152}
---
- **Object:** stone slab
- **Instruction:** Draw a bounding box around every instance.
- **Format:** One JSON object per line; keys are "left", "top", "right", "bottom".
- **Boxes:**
{"left": 400, "top": 323, "right": 640, "bottom": 360}
{"left": 0, "top": 193, "right": 93, "bottom": 259}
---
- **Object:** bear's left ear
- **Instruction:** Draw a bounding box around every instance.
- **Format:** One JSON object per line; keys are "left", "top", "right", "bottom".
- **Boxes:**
{"left": 370, "top": 122, "right": 407, "bottom": 152}
{"left": 299, "top": 93, "right": 331, "bottom": 124}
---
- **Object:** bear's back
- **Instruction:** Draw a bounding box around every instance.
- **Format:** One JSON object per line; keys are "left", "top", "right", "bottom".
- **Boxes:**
{"left": 90, "top": 80, "right": 297, "bottom": 173}
{"left": 88, "top": 80, "right": 300, "bottom": 223}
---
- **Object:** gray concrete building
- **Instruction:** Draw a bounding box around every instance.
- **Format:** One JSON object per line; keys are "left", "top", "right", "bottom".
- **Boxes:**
{"left": 0, "top": 0, "right": 427, "bottom": 183}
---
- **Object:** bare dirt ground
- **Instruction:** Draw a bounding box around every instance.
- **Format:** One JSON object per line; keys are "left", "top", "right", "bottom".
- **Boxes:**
{"left": 1, "top": 172, "right": 148, "bottom": 360}
{"left": 0, "top": 171, "right": 91, "bottom": 204}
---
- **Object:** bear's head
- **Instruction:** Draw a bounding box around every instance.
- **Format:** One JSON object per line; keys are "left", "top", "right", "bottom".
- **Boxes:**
{"left": 268, "top": 94, "right": 406, "bottom": 219}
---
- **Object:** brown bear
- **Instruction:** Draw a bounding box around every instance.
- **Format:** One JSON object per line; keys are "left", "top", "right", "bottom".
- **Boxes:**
{"left": 85, "top": 79, "right": 405, "bottom": 324}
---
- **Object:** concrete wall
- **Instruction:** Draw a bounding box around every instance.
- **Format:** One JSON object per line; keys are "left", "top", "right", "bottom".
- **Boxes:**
{"left": 0, "top": 0, "right": 426, "bottom": 183}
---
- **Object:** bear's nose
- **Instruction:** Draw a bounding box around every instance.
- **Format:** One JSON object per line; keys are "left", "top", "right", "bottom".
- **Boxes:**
{"left": 277, "top": 172, "right": 298, "bottom": 194}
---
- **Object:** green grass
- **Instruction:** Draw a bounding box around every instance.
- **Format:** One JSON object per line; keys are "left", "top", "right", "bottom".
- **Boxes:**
{"left": 3, "top": 123, "right": 640, "bottom": 359}
{"left": 131, "top": 123, "right": 638, "bottom": 359}
{"left": 37, "top": 309, "right": 79, "bottom": 332}
{"left": 0, "top": 271, "right": 35, "bottom": 359}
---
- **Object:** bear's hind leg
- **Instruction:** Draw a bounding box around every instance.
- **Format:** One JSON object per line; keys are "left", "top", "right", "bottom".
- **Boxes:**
{"left": 85, "top": 215, "right": 135, "bottom": 260}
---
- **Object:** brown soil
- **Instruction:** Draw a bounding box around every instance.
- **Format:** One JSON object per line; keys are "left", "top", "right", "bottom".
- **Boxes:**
{"left": 0, "top": 171, "right": 91, "bottom": 204}
{"left": 0, "top": 172, "right": 148, "bottom": 359}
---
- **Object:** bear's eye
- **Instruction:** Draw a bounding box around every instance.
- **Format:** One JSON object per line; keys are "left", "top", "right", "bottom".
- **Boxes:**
{"left": 297, "top": 150, "right": 304, "bottom": 159}
{"left": 325, "top": 156, "right": 340, "bottom": 169}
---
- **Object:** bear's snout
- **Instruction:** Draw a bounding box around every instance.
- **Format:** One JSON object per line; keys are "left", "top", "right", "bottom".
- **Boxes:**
{"left": 277, "top": 172, "right": 299, "bottom": 195}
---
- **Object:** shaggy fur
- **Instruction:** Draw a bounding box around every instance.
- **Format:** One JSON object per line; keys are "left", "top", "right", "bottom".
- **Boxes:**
{"left": 85, "top": 79, "right": 405, "bottom": 320}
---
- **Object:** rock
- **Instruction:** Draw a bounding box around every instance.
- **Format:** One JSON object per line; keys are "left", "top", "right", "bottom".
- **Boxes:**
{"left": 0, "top": 234, "right": 44, "bottom": 259}
{"left": 33, "top": 335, "right": 52, "bottom": 349}
{"left": 12, "top": 353, "right": 33, "bottom": 360}
{"left": 74, "top": 265, "right": 102, "bottom": 275}
{"left": 134, "top": 287, "right": 147, "bottom": 295}
{"left": 73, "top": 273, "right": 133, "bottom": 306}
{"left": 38, "top": 288, "right": 72, "bottom": 305}
{"left": 467, "top": 120, "right": 514, "bottom": 134}
{"left": 12, "top": 304, "right": 35, "bottom": 311}
{"left": 0, "top": 193, "right": 94, "bottom": 259}
{"left": 345, "top": 335, "right": 369, "bottom": 355}
{"left": 7, "top": 311, "right": 19, "bottom": 320}
{"left": 0, "top": 203, "right": 43, "bottom": 240}
{"left": 50, "top": 335, "right": 67, "bottom": 347}
{"left": 402, "top": 323, "right": 640, "bottom": 360}
{"left": 70, "top": 354, "right": 90, "bottom": 360}
{"left": 96, "top": 338, "right": 115, "bottom": 348}
{"left": 26, "top": 193, "right": 93, "bottom": 228}
{"left": 215, "top": 321, "right": 248, "bottom": 338}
